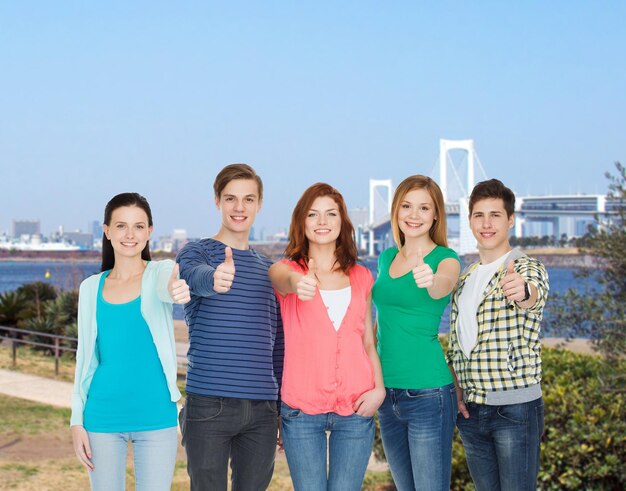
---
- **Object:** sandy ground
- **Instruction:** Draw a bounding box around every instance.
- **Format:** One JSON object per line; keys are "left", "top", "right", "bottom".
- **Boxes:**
{"left": 541, "top": 337, "right": 596, "bottom": 355}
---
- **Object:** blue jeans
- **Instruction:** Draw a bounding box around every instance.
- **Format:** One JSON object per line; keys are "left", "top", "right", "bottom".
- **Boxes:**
{"left": 280, "top": 402, "right": 375, "bottom": 491}
{"left": 180, "top": 394, "right": 278, "bottom": 491}
{"left": 456, "top": 397, "right": 544, "bottom": 491}
{"left": 377, "top": 384, "right": 457, "bottom": 491}
{"left": 87, "top": 426, "right": 178, "bottom": 491}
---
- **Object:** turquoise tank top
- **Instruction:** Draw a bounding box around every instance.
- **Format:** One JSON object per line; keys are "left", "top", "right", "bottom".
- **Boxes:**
{"left": 83, "top": 271, "right": 177, "bottom": 432}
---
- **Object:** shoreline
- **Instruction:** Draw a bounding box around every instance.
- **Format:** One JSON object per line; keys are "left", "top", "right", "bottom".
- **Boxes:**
{"left": 0, "top": 247, "right": 602, "bottom": 268}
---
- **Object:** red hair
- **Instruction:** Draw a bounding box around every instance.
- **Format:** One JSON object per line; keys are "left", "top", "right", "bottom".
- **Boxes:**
{"left": 284, "top": 183, "right": 358, "bottom": 273}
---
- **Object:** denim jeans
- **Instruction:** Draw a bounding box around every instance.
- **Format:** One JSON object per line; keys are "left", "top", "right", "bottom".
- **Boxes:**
{"left": 280, "top": 402, "right": 375, "bottom": 491}
{"left": 456, "top": 397, "right": 544, "bottom": 491}
{"left": 87, "top": 426, "right": 178, "bottom": 491}
{"left": 179, "top": 394, "right": 278, "bottom": 491}
{"left": 377, "top": 384, "right": 457, "bottom": 491}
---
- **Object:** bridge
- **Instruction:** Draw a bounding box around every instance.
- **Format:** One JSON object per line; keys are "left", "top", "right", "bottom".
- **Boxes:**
{"left": 357, "top": 139, "right": 619, "bottom": 257}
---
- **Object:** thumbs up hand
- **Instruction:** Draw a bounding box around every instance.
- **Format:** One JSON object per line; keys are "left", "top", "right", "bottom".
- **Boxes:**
{"left": 168, "top": 264, "right": 191, "bottom": 304}
{"left": 412, "top": 248, "right": 434, "bottom": 288}
{"left": 214, "top": 246, "right": 236, "bottom": 293}
{"left": 295, "top": 258, "right": 318, "bottom": 301}
{"left": 500, "top": 260, "right": 526, "bottom": 302}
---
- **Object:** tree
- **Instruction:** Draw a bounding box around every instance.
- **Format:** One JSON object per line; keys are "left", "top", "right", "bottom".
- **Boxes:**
{"left": 0, "top": 290, "right": 28, "bottom": 327}
{"left": 0, "top": 290, "right": 29, "bottom": 337}
{"left": 25, "top": 289, "right": 79, "bottom": 353}
{"left": 15, "top": 281, "right": 57, "bottom": 324}
{"left": 545, "top": 162, "right": 626, "bottom": 362}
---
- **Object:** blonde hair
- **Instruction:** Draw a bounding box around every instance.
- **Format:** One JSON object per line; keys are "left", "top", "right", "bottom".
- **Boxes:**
{"left": 390, "top": 175, "right": 448, "bottom": 248}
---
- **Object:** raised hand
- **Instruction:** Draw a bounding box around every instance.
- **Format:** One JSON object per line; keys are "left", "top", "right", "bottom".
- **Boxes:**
{"left": 295, "top": 258, "right": 318, "bottom": 301}
{"left": 214, "top": 246, "right": 236, "bottom": 293}
{"left": 168, "top": 263, "right": 191, "bottom": 304}
{"left": 412, "top": 248, "right": 434, "bottom": 288}
{"left": 500, "top": 260, "right": 526, "bottom": 302}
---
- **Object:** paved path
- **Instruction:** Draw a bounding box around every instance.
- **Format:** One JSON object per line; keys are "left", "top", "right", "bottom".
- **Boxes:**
{"left": 0, "top": 368, "right": 72, "bottom": 408}
{"left": 176, "top": 341, "right": 188, "bottom": 368}
{"left": 0, "top": 340, "right": 190, "bottom": 411}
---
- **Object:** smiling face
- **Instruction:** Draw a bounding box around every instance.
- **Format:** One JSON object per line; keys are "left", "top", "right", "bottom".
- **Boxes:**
{"left": 304, "top": 196, "right": 342, "bottom": 246}
{"left": 397, "top": 188, "right": 437, "bottom": 242}
{"left": 103, "top": 205, "right": 152, "bottom": 260}
{"left": 215, "top": 178, "right": 262, "bottom": 235}
{"left": 470, "top": 197, "right": 514, "bottom": 260}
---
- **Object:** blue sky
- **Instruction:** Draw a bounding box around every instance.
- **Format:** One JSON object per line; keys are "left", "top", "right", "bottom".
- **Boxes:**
{"left": 1, "top": 1, "right": 624, "bottom": 238}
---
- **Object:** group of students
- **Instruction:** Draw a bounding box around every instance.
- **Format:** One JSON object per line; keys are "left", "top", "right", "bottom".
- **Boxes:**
{"left": 70, "top": 163, "right": 549, "bottom": 491}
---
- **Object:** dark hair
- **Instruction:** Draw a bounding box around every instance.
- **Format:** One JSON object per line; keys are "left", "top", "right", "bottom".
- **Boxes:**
{"left": 390, "top": 175, "right": 448, "bottom": 248}
{"left": 284, "top": 183, "right": 358, "bottom": 274}
{"left": 469, "top": 179, "right": 516, "bottom": 217}
{"left": 101, "top": 193, "right": 153, "bottom": 272}
{"left": 214, "top": 163, "right": 263, "bottom": 201}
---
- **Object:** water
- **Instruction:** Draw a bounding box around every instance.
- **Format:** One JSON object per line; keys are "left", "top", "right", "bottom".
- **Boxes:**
{"left": 0, "top": 260, "right": 598, "bottom": 331}
{"left": 0, "top": 261, "right": 185, "bottom": 321}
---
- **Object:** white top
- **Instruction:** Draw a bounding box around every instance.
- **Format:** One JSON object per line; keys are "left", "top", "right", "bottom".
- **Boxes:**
{"left": 319, "top": 286, "right": 351, "bottom": 331}
{"left": 457, "top": 252, "right": 509, "bottom": 358}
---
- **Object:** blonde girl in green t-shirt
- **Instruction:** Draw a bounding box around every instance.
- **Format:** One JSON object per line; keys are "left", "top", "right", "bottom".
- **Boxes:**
{"left": 372, "top": 175, "right": 461, "bottom": 490}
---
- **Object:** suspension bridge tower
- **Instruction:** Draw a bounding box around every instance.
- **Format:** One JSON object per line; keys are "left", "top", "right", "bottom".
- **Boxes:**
{"left": 439, "top": 139, "right": 485, "bottom": 255}
{"left": 368, "top": 179, "right": 393, "bottom": 256}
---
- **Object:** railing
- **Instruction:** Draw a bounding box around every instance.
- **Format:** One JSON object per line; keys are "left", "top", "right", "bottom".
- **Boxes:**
{"left": 1, "top": 325, "right": 189, "bottom": 376}
{"left": 0, "top": 325, "right": 77, "bottom": 376}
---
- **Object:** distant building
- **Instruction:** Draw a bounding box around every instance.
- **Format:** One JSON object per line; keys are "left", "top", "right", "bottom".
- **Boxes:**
{"left": 269, "top": 230, "right": 288, "bottom": 242}
{"left": 349, "top": 207, "right": 370, "bottom": 252}
{"left": 155, "top": 229, "right": 188, "bottom": 254}
{"left": 91, "top": 220, "right": 103, "bottom": 241}
{"left": 64, "top": 231, "right": 94, "bottom": 250}
{"left": 171, "top": 229, "right": 188, "bottom": 252}
{"left": 13, "top": 219, "right": 40, "bottom": 238}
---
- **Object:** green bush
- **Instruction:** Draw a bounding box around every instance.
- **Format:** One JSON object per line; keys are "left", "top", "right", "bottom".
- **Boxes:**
{"left": 372, "top": 348, "right": 626, "bottom": 490}
{"left": 539, "top": 348, "right": 625, "bottom": 489}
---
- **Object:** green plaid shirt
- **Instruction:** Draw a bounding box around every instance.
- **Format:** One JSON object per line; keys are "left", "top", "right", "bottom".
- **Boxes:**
{"left": 446, "top": 252, "right": 549, "bottom": 404}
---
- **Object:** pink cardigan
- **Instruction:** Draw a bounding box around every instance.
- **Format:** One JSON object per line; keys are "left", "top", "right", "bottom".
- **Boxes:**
{"left": 276, "top": 260, "right": 375, "bottom": 416}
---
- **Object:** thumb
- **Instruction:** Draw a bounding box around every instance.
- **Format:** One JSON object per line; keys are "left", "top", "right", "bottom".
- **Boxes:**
{"left": 416, "top": 248, "right": 424, "bottom": 267}
{"left": 307, "top": 258, "right": 317, "bottom": 278}
{"left": 353, "top": 394, "right": 364, "bottom": 411}
{"left": 224, "top": 247, "right": 234, "bottom": 266}
{"left": 170, "top": 263, "right": 180, "bottom": 281}
{"left": 506, "top": 260, "right": 515, "bottom": 276}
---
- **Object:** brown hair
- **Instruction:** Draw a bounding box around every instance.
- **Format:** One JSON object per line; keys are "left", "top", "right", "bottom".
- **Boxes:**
{"left": 213, "top": 163, "right": 263, "bottom": 201}
{"left": 469, "top": 179, "right": 515, "bottom": 217}
{"left": 390, "top": 175, "right": 448, "bottom": 248}
{"left": 284, "top": 183, "right": 358, "bottom": 273}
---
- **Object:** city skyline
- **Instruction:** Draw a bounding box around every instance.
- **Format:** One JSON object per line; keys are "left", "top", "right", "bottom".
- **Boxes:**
{"left": 2, "top": 2, "right": 624, "bottom": 237}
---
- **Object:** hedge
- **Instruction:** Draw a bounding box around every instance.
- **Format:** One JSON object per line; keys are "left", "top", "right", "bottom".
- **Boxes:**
{"left": 373, "top": 348, "right": 626, "bottom": 490}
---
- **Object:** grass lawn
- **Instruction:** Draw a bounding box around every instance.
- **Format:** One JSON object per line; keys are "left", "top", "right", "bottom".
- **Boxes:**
{"left": 0, "top": 344, "right": 75, "bottom": 382}
{"left": 0, "top": 347, "right": 394, "bottom": 490}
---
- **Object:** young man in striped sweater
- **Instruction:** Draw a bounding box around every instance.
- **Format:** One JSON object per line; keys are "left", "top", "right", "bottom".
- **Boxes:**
{"left": 177, "top": 164, "right": 284, "bottom": 491}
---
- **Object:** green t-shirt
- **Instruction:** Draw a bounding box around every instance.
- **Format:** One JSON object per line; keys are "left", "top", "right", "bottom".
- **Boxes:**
{"left": 372, "top": 245, "right": 460, "bottom": 389}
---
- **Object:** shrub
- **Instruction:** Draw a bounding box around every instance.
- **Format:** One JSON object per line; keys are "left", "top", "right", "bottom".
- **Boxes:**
{"left": 539, "top": 348, "right": 625, "bottom": 489}
{"left": 372, "top": 348, "right": 626, "bottom": 490}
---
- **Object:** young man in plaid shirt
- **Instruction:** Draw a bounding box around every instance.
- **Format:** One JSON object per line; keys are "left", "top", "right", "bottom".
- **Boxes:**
{"left": 447, "top": 179, "right": 549, "bottom": 491}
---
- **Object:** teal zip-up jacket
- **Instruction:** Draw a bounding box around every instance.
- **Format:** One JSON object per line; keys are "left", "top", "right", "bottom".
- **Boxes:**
{"left": 70, "top": 260, "right": 182, "bottom": 426}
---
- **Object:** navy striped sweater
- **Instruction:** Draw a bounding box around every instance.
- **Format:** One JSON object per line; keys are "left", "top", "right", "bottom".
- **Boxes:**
{"left": 177, "top": 238, "right": 284, "bottom": 400}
